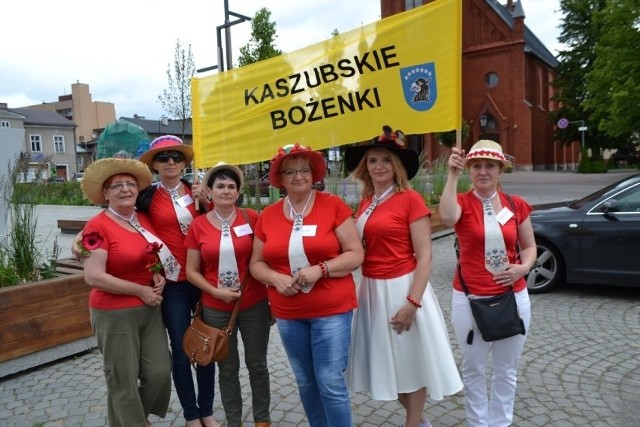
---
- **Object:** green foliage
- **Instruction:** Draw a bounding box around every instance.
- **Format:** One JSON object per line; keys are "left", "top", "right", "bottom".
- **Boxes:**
{"left": 436, "top": 121, "right": 471, "bottom": 148}
{"left": 411, "top": 152, "right": 471, "bottom": 206}
{"left": 1, "top": 161, "right": 65, "bottom": 287}
{"left": 12, "top": 182, "right": 91, "bottom": 205}
{"left": 237, "top": 8, "right": 283, "bottom": 67}
{"left": 553, "top": 0, "right": 636, "bottom": 151}
{"left": 577, "top": 148, "right": 609, "bottom": 173}
{"left": 584, "top": 0, "right": 640, "bottom": 139}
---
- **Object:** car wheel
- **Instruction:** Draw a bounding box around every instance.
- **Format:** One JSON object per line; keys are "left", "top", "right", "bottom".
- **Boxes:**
{"left": 526, "top": 239, "right": 564, "bottom": 294}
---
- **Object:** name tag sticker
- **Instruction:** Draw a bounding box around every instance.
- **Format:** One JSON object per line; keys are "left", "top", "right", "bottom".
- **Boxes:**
{"left": 302, "top": 225, "right": 317, "bottom": 236}
{"left": 496, "top": 208, "right": 514, "bottom": 225}
{"left": 234, "top": 223, "right": 253, "bottom": 237}
{"left": 177, "top": 194, "right": 194, "bottom": 208}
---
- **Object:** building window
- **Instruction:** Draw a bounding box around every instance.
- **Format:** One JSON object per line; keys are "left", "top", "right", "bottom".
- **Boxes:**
{"left": 485, "top": 72, "right": 499, "bottom": 88}
{"left": 0, "top": 120, "right": 9, "bottom": 128}
{"left": 57, "top": 108, "right": 73, "bottom": 120}
{"left": 54, "top": 135, "right": 65, "bottom": 153}
{"left": 30, "top": 134, "right": 42, "bottom": 152}
{"left": 404, "top": 0, "right": 421, "bottom": 10}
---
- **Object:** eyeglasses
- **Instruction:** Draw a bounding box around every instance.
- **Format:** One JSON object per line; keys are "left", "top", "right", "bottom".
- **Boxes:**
{"left": 281, "top": 168, "right": 312, "bottom": 178}
{"left": 154, "top": 152, "right": 185, "bottom": 163}
{"left": 107, "top": 181, "right": 139, "bottom": 191}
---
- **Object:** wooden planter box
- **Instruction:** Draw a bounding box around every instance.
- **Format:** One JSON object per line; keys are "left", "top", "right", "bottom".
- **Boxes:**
{"left": 0, "top": 259, "right": 93, "bottom": 377}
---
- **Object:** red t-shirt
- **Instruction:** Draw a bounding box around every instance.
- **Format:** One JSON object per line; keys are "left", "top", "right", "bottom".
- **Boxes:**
{"left": 85, "top": 211, "right": 160, "bottom": 310}
{"left": 148, "top": 184, "right": 199, "bottom": 282}
{"left": 184, "top": 208, "right": 267, "bottom": 312}
{"left": 254, "top": 192, "right": 357, "bottom": 319}
{"left": 356, "top": 189, "right": 430, "bottom": 279}
{"left": 453, "top": 191, "right": 533, "bottom": 296}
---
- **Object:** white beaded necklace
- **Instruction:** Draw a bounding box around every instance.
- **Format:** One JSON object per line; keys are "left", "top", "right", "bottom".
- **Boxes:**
{"left": 108, "top": 207, "right": 136, "bottom": 224}
{"left": 213, "top": 208, "right": 235, "bottom": 225}
{"left": 159, "top": 181, "right": 181, "bottom": 194}
{"left": 287, "top": 191, "right": 313, "bottom": 221}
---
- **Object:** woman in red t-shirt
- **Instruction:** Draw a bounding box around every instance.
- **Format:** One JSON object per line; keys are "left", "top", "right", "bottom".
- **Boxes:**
{"left": 439, "top": 140, "right": 536, "bottom": 427}
{"left": 250, "top": 144, "right": 363, "bottom": 427}
{"left": 185, "top": 162, "right": 271, "bottom": 427}
{"left": 344, "top": 126, "right": 462, "bottom": 427}
{"left": 80, "top": 158, "right": 172, "bottom": 427}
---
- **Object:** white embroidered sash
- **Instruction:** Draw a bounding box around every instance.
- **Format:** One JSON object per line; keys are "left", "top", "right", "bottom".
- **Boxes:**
{"left": 477, "top": 191, "right": 508, "bottom": 274}
{"left": 287, "top": 193, "right": 313, "bottom": 293}
{"left": 215, "top": 209, "right": 240, "bottom": 290}
{"left": 109, "top": 208, "right": 181, "bottom": 281}
{"left": 160, "top": 182, "right": 193, "bottom": 235}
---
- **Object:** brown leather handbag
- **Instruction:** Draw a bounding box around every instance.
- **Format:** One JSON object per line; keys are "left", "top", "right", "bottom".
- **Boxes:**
{"left": 182, "top": 299, "right": 240, "bottom": 366}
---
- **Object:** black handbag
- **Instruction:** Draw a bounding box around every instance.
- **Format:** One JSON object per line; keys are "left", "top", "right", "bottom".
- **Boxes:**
{"left": 458, "top": 264, "right": 525, "bottom": 344}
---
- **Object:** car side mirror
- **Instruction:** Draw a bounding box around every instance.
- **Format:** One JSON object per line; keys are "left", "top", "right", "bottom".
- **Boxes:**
{"left": 601, "top": 199, "right": 621, "bottom": 220}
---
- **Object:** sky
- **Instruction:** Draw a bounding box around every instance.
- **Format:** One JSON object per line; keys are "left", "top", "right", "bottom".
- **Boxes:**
{"left": 0, "top": 0, "right": 564, "bottom": 121}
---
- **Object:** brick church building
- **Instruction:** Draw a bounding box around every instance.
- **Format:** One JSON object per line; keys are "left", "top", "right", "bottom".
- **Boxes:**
{"left": 383, "top": 0, "right": 574, "bottom": 170}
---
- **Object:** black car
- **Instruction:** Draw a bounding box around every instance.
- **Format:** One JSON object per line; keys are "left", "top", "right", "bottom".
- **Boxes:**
{"left": 527, "top": 173, "right": 640, "bottom": 293}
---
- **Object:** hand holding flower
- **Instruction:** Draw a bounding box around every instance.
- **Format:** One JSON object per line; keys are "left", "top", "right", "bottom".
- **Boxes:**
{"left": 145, "top": 242, "right": 164, "bottom": 273}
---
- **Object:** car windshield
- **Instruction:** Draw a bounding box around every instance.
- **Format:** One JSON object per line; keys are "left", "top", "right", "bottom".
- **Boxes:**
{"left": 569, "top": 174, "right": 640, "bottom": 209}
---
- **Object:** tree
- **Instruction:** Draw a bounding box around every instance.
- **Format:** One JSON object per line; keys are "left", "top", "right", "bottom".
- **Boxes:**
{"left": 158, "top": 40, "right": 196, "bottom": 138}
{"left": 584, "top": 0, "right": 640, "bottom": 139}
{"left": 552, "top": 0, "right": 636, "bottom": 158}
{"left": 237, "top": 8, "right": 283, "bottom": 66}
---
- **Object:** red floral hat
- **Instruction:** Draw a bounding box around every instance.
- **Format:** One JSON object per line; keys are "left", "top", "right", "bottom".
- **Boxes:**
{"left": 268, "top": 144, "right": 327, "bottom": 189}
{"left": 464, "top": 140, "right": 511, "bottom": 168}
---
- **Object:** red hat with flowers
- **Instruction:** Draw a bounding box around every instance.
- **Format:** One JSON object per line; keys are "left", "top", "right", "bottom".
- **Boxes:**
{"left": 268, "top": 143, "right": 327, "bottom": 189}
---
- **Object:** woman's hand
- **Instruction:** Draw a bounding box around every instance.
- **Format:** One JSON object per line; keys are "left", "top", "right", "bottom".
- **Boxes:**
{"left": 271, "top": 273, "right": 300, "bottom": 296}
{"left": 151, "top": 272, "right": 165, "bottom": 295}
{"left": 215, "top": 287, "right": 242, "bottom": 304}
{"left": 138, "top": 285, "right": 163, "bottom": 307}
{"left": 390, "top": 304, "right": 418, "bottom": 334}
{"left": 448, "top": 147, "right": 466, "bottom": 174}
{"left": 292, "top": 265, "right": 322, "bottom": 290}
{"left": 494, "top": 264, "right": 530, "bottom": 287}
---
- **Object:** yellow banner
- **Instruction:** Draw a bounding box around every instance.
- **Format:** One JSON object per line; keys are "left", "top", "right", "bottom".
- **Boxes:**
{"left": 192, "top": 0, "right": 461, "bottom": 167}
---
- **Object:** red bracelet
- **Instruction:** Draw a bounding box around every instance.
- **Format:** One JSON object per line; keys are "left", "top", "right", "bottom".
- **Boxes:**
{"left": 406, "top": 295, "right": 422, "bottom": 308}
{"left": 319, "top": 262, "right": 329, "bottom": 278}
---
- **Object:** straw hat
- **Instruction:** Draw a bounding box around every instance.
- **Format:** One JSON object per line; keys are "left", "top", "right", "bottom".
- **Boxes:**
{"left": 138, "top": 135, "right": 193, "bottom": 169}
{"left": 203, "top": 161, "right": 244, "bottom": 189}
{"left": 464, "top": 139, "right": 512, "bottom": 168}
{"left": 345, "top": 125, "right": 420, "bottom": 179}
{"left": 81, "top": 158, "right": 152, "bottom": 205}
{"left": 268, "top": 144, "right": 327, "bottom": 189}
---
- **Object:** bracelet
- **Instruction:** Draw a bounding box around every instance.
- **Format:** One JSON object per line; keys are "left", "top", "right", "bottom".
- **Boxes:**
{"left": 318, "top": 262, "right": 329, "bottom": 278}
{"left": 406, "top": 295, "right": 422, "bottom": 308}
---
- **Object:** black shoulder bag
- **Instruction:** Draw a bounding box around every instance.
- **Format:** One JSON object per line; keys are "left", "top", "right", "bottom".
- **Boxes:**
{"left": 458, "top": 193, "right": 525, "bottom": 344}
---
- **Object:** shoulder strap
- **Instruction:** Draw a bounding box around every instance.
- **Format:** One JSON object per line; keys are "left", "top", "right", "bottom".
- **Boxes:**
{"left": 504, "top": 193, "right": 519, "bottom": 226}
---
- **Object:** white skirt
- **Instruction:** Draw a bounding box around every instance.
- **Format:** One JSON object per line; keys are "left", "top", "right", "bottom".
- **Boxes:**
{"left": 346, "top": 271, "right": 463, "bottom": 401}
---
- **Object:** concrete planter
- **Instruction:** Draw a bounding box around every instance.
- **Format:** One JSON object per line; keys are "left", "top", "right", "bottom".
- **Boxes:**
{"left": 0, "top": 271, "right": 95, "bottom": 378}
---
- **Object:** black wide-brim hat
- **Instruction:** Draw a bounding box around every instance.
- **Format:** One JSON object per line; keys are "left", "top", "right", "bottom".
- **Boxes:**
{"left": 345, "top": 137, "right": 420, "bottom": 180}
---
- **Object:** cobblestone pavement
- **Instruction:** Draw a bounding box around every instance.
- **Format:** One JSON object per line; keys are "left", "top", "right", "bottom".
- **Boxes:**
{"left": 1, "top": 171, "right": 639, "bottom": 426}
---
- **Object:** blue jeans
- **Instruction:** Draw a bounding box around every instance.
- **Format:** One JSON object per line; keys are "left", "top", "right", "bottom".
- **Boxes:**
{"left": 161, "top": 281, "right": 216, "bottom": 422}
{"left": 276, "top": 311, "right": 353, "bottom": 427}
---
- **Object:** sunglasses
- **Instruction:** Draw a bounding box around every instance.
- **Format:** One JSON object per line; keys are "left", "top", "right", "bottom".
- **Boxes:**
{"left": 154, "top": 152, "right": 185, "bottom": 163}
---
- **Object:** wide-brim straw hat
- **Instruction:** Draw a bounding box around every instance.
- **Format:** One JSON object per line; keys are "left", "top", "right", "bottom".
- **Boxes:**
{"left": 203, "top": 161, "right": 244, "bottom": 189}
{"left": 345, "top": 125, "right": 420, "bottom": 179}
{"left": 268, "top": 143, "right": 327, "bottom": 189}
{"left": 464, "top": 139, "right": 512, "bottom": 168}
{"left": 81, "top": 158, "right": 153, "bottom": 205}
{"left": 139, "top": 135, "right": 193, "bottom": 169}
